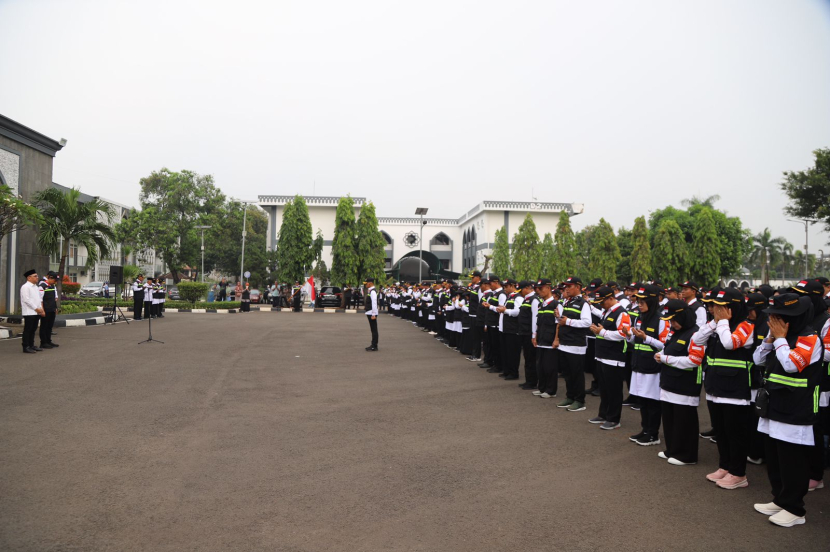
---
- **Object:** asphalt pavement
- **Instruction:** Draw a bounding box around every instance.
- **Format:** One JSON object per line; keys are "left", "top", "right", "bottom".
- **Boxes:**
{"left": 1, "top": 312, "right": 828, "bottom": 551}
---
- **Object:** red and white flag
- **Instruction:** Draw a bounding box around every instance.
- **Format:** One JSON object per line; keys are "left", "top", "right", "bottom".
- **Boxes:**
{"left": 305, "top": 276, "right": 316, "bottom": 301}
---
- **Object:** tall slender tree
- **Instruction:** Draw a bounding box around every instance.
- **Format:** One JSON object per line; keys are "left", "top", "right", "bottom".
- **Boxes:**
{"left": 651, "top": 219, "right": 687, "bottom": 286}
{"left": 588, "top": 218, "right": 621, "bottom": 282}
{"left": 553, "top": 211, "right": 577, "bottom": 282}
{"left": 511, "top": 214, "right": 541, "bottom": 280}
{"left": 491, "top": 226, "right": 511, "bottom": 278}
{"left": 749, "top": 227, "right": 786, "bottom": 284}
{"left": 355, "top": 202, "right": 387, "bottom": 284}
{"left": 539, "top": 232, "right": 555, "bottom": 280}
{"left": 689, "top": 208, "right": 720, "bottom": 287}
{"left": 630, "top": 216, "right": 652, "bottom": 283}
{"left": 616, "top": 227, "right": 633, "bottom": 285}
{"left": 330, "top": 196, "right": 359, "bottom": 289}
{"left": 276, "top": 195, "right": 314, "bottom": 283}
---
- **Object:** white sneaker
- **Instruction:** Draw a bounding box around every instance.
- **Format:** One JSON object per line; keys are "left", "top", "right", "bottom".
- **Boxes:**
{"left": 769, "top": 510, "right": 805, "bottom": 527}
{"left": 754, "top": 502, "right": 783, "bottom": 516}
{"left": 531, "top": 390, "right": 543, "bottom": 396}
{"left": 539, "top": 392, "right": 555, "bottom": 399}
{"left": 428, "top": 332, "right": 437, "bottom": 335}
{"left": 657, "top": 451, "right": 667, "bottom": 459}
{"left": 746, "top": 456, "right": 763, "bottom": 465}
{"left": 667, "top": 457, "right": 696, "bottom": 466}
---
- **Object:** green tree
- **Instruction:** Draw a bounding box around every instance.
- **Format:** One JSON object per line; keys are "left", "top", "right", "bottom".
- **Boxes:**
{"left": 134, "top": 168, "right": 225, "bottom": 282}
{"left": 681, "top": 194, "right": 721, "bottom": 208}
{"left": 630, "top": 216, "right": 651, "bottom": 282}
{"left": 200, "top": 201, "right": 269, "bottom": 287}
{"left": 355, "top": 202, "right": 387, "bottom": 284}
{"left": 553, "top": 211, "right": 577, "bottom": 282}
{"left": 491, "top": 226, "right": 511, "bottom": 278}
{"left": 0, "top": 184, "right": 39, "bottom": 244}
{"left": 615, "top": 227, "right": 633, "bottom": 285}
{"left": 574, "top": 225, "right": 596, "bottom": 281}
{"left": 651, "top": 219, "right": 687, "bottom": 286}
{"left": 749, "top": 227, "right": 786, "bottom": 284}
{"left": 276, "top": 195, "right": 314, "bottom": 283}
{"left": 689, "top": 208, "right": 720, "bottom": 287}
{"left": 588, "top": 218, "right": 621, "bottom": 282}
{"left": 511, "top": 214, "right": 541, "bottom": 280}
{"left": 310, "top": 229, "right": 328, "bottom": 285}
{"left": 539, "top": 232, "right": 555, "bottom": 280}
{"left": 33, "top": 187, "right": 116, "bottom": 301}
{"left": 780, "top": 148, "right": 830, "bottom": 234}
{"left": 330, "top": 196, "right": 359, "bottom": 289}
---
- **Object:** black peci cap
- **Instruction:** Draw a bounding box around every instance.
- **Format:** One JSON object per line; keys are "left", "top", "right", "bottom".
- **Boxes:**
{"left": 562, "top": 276, "right": 582, "bottom": 286}
{"left": 535, "top": 278, "right": 552, "bottom": 287}
{"left": 518, "top": 280, "right": 534, "bottom": 289}
{"left": 592, "top": 286, "right": 615, "bottom": 302}
{"left": 679, "top": 280, "right": 698, "bottom": 291}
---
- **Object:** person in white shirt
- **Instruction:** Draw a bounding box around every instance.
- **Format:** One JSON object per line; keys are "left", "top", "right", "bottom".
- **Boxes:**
{"left": 20, "top": 269, "right": 44, "bottom": 353}
{"left": 364, "top": 278, "right": 379, "bottom": 351}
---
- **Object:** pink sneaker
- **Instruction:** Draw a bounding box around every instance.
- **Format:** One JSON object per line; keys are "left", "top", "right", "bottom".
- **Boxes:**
{"left": 706, "top": 468, "right": 729, "bottom": 482}
{"left": 716, "top": 474, "right": 748, "bottom": 489}
{"left": 808, "top": 479, "right": 824, "bottom": 492}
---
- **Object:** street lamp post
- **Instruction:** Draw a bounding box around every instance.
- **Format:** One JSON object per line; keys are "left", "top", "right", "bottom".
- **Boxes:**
{"left": 415, "top": 207, "right": 429, "bottom": 282}
{"left": 787, "top": 219, "right": 816, "bottom": 279}
{"left": 240, "top": 201, "right": 256, "bottom": 285}
{"left": 195, "top": 225, "right": 211, "bottom": 282}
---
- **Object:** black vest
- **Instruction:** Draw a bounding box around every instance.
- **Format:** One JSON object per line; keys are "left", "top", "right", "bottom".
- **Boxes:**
{"left": 703, "top": 322, "right": 753, "bottom": 401}
{"left": 749, "top": 317, "right": 769, "bottom": 390}
{"left": 558, "top": 296, "right": 589, "bottom": 347}
{"left": 485, "top": 289, "right": 504, "bottom": 328}
{"left": 503, "top": 293, "right": 520, "bottom": 335}
{"left": 763, "top": 329, "right": 822, "bottom": 425}
{"left": 594, "top": 305, "right": 627, "bottom": 363}
{"left": 477, "top": 291, "right": 492, "bottom": 325}
{"left": 468, "top": 285, "right": 480, "bottom": 314}
{"left": 632, "top": 316, "right": 662, "bottom": 374}
{"left": 810, "top": 313, "right": 830, "bottom": 392}
{"left": 364, "top": 289, "right": 374, "bottom": 310}
{"left": 39, "top": 281, "right": 57, "bottom": 312}
{"left": 518, "top": 294, "right": 537, "bottom": 336}
{"left": 659, "top": 325, "right": 702, "bottom": 397}
{"left": 536, "top": 298, "right": 559, "bottom": 346}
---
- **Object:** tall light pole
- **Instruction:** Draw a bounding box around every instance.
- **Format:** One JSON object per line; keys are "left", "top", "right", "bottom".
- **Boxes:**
{"left": 240, "top": 201, "right": 256, "bottom": 284}
{"left": 415, "top": 207, "right": 428, "bottom": 282}
{"left": 819, "top": 249, "right": 825, "bottom": 276}
{"left": 195, "top": 225, "right": 211, "bottom": 282}
{"left": 787, "top": 219, "right": 815, "bottom": 279}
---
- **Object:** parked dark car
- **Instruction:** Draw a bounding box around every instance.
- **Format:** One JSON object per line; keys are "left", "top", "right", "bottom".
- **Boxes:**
{"left": 318, "top": 286, "right": 342, "bottom": 307}
{"left": 249, "top": 289, "right": 261, "bottom": 303}
{"left": 168, "top": 286, "right": 181, "bottom": 300}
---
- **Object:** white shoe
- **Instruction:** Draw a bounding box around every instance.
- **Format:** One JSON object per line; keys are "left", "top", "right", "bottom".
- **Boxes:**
{"left": 657, "top": 451, "right": 667, "bottom": 459}
{"left": 667, "top": 457, "right": 696, "bottom": 466}
{"left": 754, "top": 502, "right": 783, "bottom": 516}
{"left": 429, "top": 332, "right": 437, "bottom": 335}
{"left": 746, "top": 456, "right": 763, "bottom": 465}
{"left": 768, "top": 510, "right": 805, "bottom": 527}
{"left": 539, "top": 392, "right": 555, "bottom": 399}
{"left": 531, "top": 390, "right": 543, "bottom": 396}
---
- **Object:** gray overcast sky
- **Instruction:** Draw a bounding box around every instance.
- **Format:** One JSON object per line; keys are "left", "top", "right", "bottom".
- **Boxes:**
{"left": 2, "top": 0, "right": 829, "bottom": 255}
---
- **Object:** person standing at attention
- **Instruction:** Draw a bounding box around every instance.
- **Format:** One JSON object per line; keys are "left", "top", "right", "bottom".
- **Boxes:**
{"left": 20, "top": 269, "right": 44, "bottom": 353}
{"left": 365, "top": 277, "right": 379, "bottom": 351}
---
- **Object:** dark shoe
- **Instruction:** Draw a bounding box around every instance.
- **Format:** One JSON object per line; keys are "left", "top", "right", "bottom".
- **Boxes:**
{"left": 622, "top": 396, "right": 637, "bottom": 406}
{"left": 629, "top": 431, "right": 645, "bottom": 442}
{"left": 40, "top": 343, "right": 54, "bottom": 349}
{"left": 601, "top": 421, "right": 620, "bottom": 430}
{"left": 504, "top": 375, "right": 519, "bottom": 381}
{"left": 23, "top": 347, "right": 36, "bottom": 354}
{"left": 699, "top": 428, "right": 717, "bottom": 440}
{"left": 498, "top": 373, "right": 508, "bottom": 378}
{"left": 48, "top": 343, "right": 59, "bottom": 347}
{"left": 636, "top": 434, "right": 661, "bottom": 447}
{"left": 630, "top": 404, "right": 641, "bottom": 411}
{"left": 51, "top": 332, "right": 57, "bottom": 336}
{"left": 486, "top": 368, "right": 502, "bottom": 374}
{"left": 478, "top": 362, "right": 492, "bottom": 368}
{"left": 590, "top": 388, "right": 601, "bottom": 397}
{"left": 519, "top": 383, "right": 537, "bottom": 390}
{"left": 588, "top": 417, "right": 606, "bottom": 424}
{"left": 366, "top": 347, "right": 378, "bottom": 352}
{"left": 30, "top": 346, "right": 43, "bottom": 352}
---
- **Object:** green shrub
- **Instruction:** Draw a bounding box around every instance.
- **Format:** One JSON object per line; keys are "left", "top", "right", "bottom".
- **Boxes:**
{"left": 176, "top": 282, "right": 210, "bottom": 304}
{"left": 62, "top": 282, "right": 81, "bottom": 294}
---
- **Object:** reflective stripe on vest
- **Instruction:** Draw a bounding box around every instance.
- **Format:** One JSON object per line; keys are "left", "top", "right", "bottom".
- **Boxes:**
{"left": 706, "top": 357, "right": 749, "bottom": 368}
{"left": 635, "top": 343, "right": 654, "bottom": 352}
{"left": 766, "top": 373, "right": 808, "bottom": 388}
{"left": 562, "top": 307, "right": 582, "bottom": 315}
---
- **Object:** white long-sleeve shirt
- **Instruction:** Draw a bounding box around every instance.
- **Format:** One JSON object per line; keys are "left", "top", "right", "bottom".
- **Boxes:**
{"left": 365, "top": 287, "right": 378, "bottom": 316}
{"left": 524, "top": 292, "right": 539, "bottom": 337}
{"left": 20, "top": 281, "right": 42, "bottom": 316}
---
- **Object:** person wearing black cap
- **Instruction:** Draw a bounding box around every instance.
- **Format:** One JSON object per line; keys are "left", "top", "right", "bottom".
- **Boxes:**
{"left": 132, "top": 274, "right": 145, "bottom": 320}
{"left": 791, "top": 279, "right": 830, "bottom": 491}
{"left": 655, "top": 300, "right": 706, "bottom": 465}
{"left": 495, "top": 279, "right": 522, "bottom": 380}
{"left": 484, "top": 276, "right": 506, "bottom": 373}
{"left": 466, "top": 271, "right": 483, "bottom": 362}
{"left": 588, "top": 286, "right": 632, "bottom": 430}
{"left": 628, "top": 284, "right": 665, "bottom": 446}
{"left": 20, "top": 269, "right": 44, "bottom": 353}
{"left": 584, "top": 279, "right": 604, "bottom": 397}
{"left": 818, "top": 276, "right": 830, "bottom": 298}
{"left": 364, "top": 278, "right": 379, "bottom": 351}
{"left": 752, "top": 294, "right": 823, "bottom": 527}
{"left": 746, "top": 293, "right": 771, "bottom": 465}
{"left": 691, "top": 287, "right": 755, "bottom": 490}
{"left": 476, "top": 279, "right": 493, "bottom": 366}
{"left": 556, "top": 277, "right": 591, "bottom": 412}
{"left": 517, "top": 280, "right": 540, "bottom": 390}
{"left": 680, "top": 281, "right": 707, "bottom": 328}
{"left": 532, "top": 278, "right": 560, "bottom": 398}
{"left": 38, "top": 271, "right": 60, "bottom": 349}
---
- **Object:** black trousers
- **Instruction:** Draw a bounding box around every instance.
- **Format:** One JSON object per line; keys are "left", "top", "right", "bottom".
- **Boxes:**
{"left": 537, "top": 348, "right": 559, "bottom": 395}
{"left": 807, "top": 412, "right": 826, "bottom": 481}
{"left": 133, "top": 291, "right": 144, "bottom": 318}
{"left": 367, "top": 316, "right": 378, "bottom": 347}
{"left": 598, "top": 361, "right": 623, "bottom": 423}
{"left": 501, "top": 333, "right": 521, "bottom": 378}
{"left": 470, "top": 323, "right": 482, "bottom": 358}
{"left": 272, "top": 296, "right": 279, "bottom": 308}
{"left": 748, "top": 400, "right": 765, "bottom": 461}
{"left": 520, "top": 335, "right": 537, "bottom": 386}
{"left": 22, "top": 315, "right": 39, "bottom": 350}
{"left": 482, "top": 325, "right": 492, "bottom": 363}
{"left": 39, "top": 311, "right": 56, "bottom": 345}
{"left": 560, "top": 351, "right": 586, "bottom": 403}
{"left": 460, "top": 328, "right": 472, "bottom": 355}
{"left": 144, "top": 301, "right": 152, "bottom": 317}
{"left": 219, "top": 290, "right": 227, "bottom": 302}
{"left": 765, "top": 435, "right": 810, "bottom": 517}
{"left": 638, "top": 396, "right": 662, "bottom": 437}
{"left": 709, "top": 402, "right": 751, "bottom": 477}
{"left": 486, "top": 327, "right": 502, "bottom": 370}
{"left": 661, "top": 401, "right": 699, "bottom": 463}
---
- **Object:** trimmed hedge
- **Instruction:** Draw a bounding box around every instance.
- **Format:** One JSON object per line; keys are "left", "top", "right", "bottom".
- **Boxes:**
{"left": 177, "top": 282, "right": 210, "bottom": 304}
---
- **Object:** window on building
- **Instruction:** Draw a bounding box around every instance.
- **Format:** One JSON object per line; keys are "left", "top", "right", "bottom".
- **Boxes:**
{"left": 430, "top": 232, "right": 450, "bottom": 246}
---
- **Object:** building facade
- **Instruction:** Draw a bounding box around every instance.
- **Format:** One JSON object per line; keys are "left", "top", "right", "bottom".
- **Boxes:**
{"left": 258, "top": 195, "right": 584, "bottom": 278}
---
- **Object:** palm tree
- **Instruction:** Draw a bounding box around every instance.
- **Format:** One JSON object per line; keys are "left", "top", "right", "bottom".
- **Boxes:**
{"left": 779, "top": 241, "right": 794, "bottom": 284}
{"left": 681, "top": 194, "right": 721, "bottom": 208}
{"left": 749, "top": 227, "right": 786, "bottom": 284}
{"left": 34, "top": 187, "right": 116, "bottom": 300}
